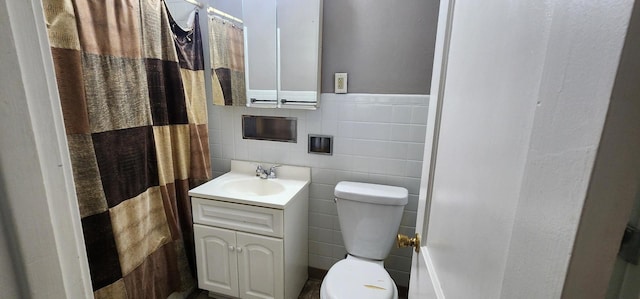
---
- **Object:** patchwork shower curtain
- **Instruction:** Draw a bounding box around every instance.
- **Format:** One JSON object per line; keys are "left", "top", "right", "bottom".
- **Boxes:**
{"left": 44, "top": 0, "right": 211, "bottom": 297}
{"left": 169, "top": 11, "right": 209, "bottom": 172}
{"left": 209, "top": 16, "right": 246, "bottom": 106}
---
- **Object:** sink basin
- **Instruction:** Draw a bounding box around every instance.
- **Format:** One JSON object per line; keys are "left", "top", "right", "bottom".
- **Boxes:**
{"left": 222, "top": 178, "right": 285, "bottom": 196}
{"left": 188, "top": 160, "right": 311, "bottom": 208}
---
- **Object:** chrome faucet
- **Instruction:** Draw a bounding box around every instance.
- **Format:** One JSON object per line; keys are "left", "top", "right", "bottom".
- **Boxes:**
{"left": 255, "top": 164, "right": 280, "bottom": 179}
{"left": 256, "top": 165, "right": 266, "bottom": 178}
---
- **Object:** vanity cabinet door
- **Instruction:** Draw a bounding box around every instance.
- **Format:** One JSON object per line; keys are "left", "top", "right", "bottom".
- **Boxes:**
{"left": 237, "top": 232, "right": 284, "bottom": 299}
{"left": 194, "top": 224, "right": 239, "bottom": 297}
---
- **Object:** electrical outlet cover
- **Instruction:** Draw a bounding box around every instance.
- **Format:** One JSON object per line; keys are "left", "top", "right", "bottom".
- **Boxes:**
{"left": 335, "top": 73, "right": 347, "bottom": 94}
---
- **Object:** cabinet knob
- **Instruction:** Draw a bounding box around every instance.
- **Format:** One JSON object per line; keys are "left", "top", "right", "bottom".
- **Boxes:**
{"left": 228, "top": 245, "right": 235, "bottom": 251}
{"left": 237, "top": 247, "right": 243, "bottom": 253}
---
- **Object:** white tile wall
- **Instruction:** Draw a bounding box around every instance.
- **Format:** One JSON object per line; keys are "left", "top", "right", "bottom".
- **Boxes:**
{"left": 208, "top": 93, "right": 429, "bottom": 287}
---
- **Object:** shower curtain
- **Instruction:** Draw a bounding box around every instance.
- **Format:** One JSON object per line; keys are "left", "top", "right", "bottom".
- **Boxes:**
{"left": 168, "top": 11, "right": 210, "bottom": 178}
{"left": 209, "top": 16, "right": 247, "bottom": 106}
{"left": 44, "top": 0, "right": 211, "bottom": 297}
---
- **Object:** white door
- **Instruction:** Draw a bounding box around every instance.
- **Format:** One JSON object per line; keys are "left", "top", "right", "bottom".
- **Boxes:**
{"left": 194, "top": 224, "right": 239, "bottom": 297}
{"left": 237, "top": 232, "right": 284, "bottom": 299}
{"left": 408, "top": 0, "right": 639, "bottom": 298}
{"left": 407, "top": 0, "right": 453, "bottom": 295}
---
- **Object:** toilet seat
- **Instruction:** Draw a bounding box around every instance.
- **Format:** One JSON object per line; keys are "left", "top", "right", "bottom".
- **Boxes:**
{"left": 320, "top": 256, "right": 398, "bottom": 299}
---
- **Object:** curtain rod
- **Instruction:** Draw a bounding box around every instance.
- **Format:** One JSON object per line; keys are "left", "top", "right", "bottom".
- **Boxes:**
{"left": 180, "top": 0, "right": 243, "bottom": 24}
{"left": 208, "top": 7, "right": 243, "bottom": 24}
{"left": 182, "top": 0, "right": 204, "bottom": 9}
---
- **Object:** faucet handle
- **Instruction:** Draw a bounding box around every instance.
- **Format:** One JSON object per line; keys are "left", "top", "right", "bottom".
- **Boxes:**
{"left": 269, "top": 164, "right": 281, "bottom": 171}
{"left": 255, "top": 164, "right": 263, "bottom": 176}
{"left": 268, "top": 164, "right": 280, "bottom": 179}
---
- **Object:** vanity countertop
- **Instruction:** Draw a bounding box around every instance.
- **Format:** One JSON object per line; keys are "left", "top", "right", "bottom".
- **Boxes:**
{"left": 188, "top": 160, "right": 311, "bottom": 209}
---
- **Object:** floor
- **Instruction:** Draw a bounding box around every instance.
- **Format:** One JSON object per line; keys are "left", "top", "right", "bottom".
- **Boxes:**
{"left": 297, "top": 279, "right": 323, "bottom": 299}
{"left": 189, "top": 278, "right": 408, "bottom": 299}
{"left": 188, "top": 279, "right": 322, "bottom": 299}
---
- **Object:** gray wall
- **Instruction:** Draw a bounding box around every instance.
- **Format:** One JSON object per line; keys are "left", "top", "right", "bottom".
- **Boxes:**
{"left": 210, "top": 0, "right": 243, "bottom": 20}
{"left": 321, "top": 0, "right": 439, "bottom": 94}
{"left": 168, "top": 0, "right": 440, "bottom": 95}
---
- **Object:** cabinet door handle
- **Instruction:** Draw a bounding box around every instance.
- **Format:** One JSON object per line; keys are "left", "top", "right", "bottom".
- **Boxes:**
{"left": 228, "top": 245, "right": 235, "bottom": 251}
{"left": 236, "top": 247, "right": 243, "bottom": 253}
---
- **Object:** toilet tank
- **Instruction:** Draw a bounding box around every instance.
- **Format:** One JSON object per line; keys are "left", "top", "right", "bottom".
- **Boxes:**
{"left": 334, "top": 181, "right": 408, "bottom": 260}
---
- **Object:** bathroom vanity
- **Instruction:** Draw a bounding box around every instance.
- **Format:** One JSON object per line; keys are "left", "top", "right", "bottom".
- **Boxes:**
{"left": 189, "top": 160, "right": 310, "bottom": 299}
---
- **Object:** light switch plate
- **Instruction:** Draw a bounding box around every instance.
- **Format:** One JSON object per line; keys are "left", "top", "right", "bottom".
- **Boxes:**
{"left": 335, "top": 73, "right": 347, "bottom": 94}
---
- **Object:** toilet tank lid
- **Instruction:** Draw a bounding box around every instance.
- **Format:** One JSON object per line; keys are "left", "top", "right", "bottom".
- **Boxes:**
{"left": 334, "top": 181, "right": 408, "bottom": 206}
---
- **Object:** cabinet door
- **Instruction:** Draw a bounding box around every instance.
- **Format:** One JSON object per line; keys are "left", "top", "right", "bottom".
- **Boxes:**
{"left": 194, "top": 224, "right": 239, "bottom": 297}
{"left": 237, "top": 232, "right": 284, "bottom": 299}
{"left": 242, "top": 0, "right": 278, "bottom": 107}
{"left": 277, "top": 0, "right": 322, "bottom": 107}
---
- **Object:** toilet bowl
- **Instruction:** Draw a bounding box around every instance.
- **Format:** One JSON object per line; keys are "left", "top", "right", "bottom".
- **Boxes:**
{"left": 320, "top": 181, "right": 408, "bottom": 299}
{"left": 320, "top": 255, "right": 398, "bottom": 299}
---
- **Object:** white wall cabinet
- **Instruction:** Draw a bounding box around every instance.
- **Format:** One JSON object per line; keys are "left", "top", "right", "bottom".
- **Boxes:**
{"left": 242, "top": 0, "right": 322, "bottom": 109}
{"left": 192, "top": 195, "right": 307, "bottom": 299}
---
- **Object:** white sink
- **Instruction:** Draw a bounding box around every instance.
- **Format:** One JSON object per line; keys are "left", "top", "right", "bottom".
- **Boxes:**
{"left": 222, "top": 178, "right": 285, "bottom": 196}
{"left": 188, "top": 160, "right": 311, "bottom": 208}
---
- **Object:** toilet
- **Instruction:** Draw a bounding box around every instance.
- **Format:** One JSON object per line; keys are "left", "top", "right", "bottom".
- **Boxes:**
{"left": 320, "top": 181, "right": 408, "bottom": 299}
